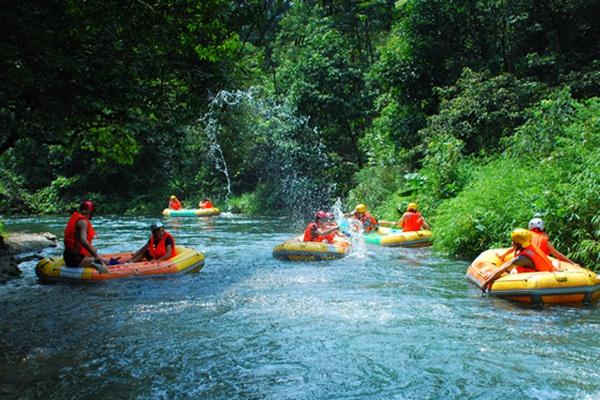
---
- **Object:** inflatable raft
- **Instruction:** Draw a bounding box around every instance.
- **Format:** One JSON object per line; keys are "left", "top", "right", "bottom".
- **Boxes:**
{"left": 362, "top": 227, "right": 432, "bottom": 248}
{"left": 273, "top": 236, "right": 351, "bottom": 261}
{"left": 162, "top": 208, "right": 220, "bottom": 217}
{"left": 35, "top": 246, "right": 205, "bottom": 283}
{"left": 467, "top": 248, "right": 600, "bottom": 305}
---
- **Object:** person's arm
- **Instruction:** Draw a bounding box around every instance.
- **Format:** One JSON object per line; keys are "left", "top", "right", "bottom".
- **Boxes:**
{"left": 421, "top": 217, "right": 431, "bottom": 230}
{"left": 76, "top": 220, "right": 104, "bottom": 264}
{"left": 547, "top": 242, "right": 578, "bottom": 265}
{"left": 397, "top": 214, "right": 407, "bottom": 228}
{"left": 496, "top": 248, "right": 515, "bottom": 262}
{"left": 129, "top": 242, "right": 149, "bottom": 263}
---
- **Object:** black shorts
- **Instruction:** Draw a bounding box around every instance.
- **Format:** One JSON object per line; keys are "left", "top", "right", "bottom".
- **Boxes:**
{"left": 63, "top": 251, "right": 85, "bottom": 267}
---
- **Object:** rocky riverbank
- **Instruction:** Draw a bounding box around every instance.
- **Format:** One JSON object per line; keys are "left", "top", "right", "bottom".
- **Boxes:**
{"left": 0, "top": 232, "right": 57, "bottom": 283}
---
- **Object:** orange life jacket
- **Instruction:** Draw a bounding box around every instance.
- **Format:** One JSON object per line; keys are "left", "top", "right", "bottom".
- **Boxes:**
{"left": 147, "top": 231, "right": 176, "bottom": 259}
{"left": 63, "top": 211, "right": 96, "bottom": 256}
{"left": 303, "top": 222, "right": 331, "bottom": 243}
{"left": 530, "top": 229, "right": 550, "bottom": 255}
{"left": 169, "top": 199, "right": 182, "bottom": 210}
{"left": 401, "top": 211, "right": 423, "bottom": 232}
{"left": 517, "top": 244, "right": 554, "bottom": 272}
{"left": 356, "top": 212, "right": 378, "bottom": 232}
{"left": 199, "top": 201, "right": 214, "bottom": 209}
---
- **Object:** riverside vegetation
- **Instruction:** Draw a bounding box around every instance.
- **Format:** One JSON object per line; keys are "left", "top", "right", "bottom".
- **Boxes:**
{"left": 1, "top": 1, "right": 598, "bottom": 269}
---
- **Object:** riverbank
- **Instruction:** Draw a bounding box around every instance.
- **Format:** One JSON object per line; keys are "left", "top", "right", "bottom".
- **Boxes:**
{"left": 0, "top": 232, "right": 57, "bottom": 283}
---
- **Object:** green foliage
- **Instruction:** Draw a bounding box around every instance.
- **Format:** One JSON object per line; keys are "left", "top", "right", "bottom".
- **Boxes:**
{"left": 421, "top": 69, "right": 547, "bottom": 155}
{"left": 433, "top": 93, "right": 600, "bottom": 268}
{"left": 227, "top": 192, "right": 258, "bottom": 214}
{"left": 420, "top": 134, "right": 470, "bottom": 200}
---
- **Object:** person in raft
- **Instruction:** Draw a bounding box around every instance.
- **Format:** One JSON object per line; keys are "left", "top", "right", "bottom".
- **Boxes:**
{"left": 397, "top": 202, "right": 430, "bottom": 232}
{"left": 168, "top": 195, "right": 182, "bottom": 210}
{"left": 303, "top": 211, "right": 340, "bottom": 243}
{"left": 129, "top": 222, "right": 177, "bottom": 263}
{"left": 63, "top": 200, "right": 108, "bottom": 273}
{"left": 496, "top": 218, "right": 578, "bottom": 265}
{"left": 198, "top": 198, "right": 214, "bottom": 209}
{"left": 347, "top": 203, "right": 378, "bottom": 232}
{"left": 325, "top": 212, "right": 344, "bottom": 237}
{"left": 482, "top": 228, "right": 556, "bottom": 291}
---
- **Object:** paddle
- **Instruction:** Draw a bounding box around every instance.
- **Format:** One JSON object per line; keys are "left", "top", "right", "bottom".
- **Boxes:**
{"left": 481, "top": 259, "right": 514, "bottom": 293}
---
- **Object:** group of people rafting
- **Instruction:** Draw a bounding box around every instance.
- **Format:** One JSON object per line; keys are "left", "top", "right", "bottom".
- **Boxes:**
{"left": 302, "top": 202, "right": 430, "bottom": 243}
{"left": 168, "top": 195, "right": 214, "bottom": 211}
{"left": 63, "top": 197, "right": 578, "bottom": 292}
{"left": 63, "top": 196, "right": 213, "bottom": 273}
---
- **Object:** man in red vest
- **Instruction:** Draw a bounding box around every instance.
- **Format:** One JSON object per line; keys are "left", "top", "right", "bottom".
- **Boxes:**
{"left": 398, "top": 202, "right": 430, "bottom": 232}
{"left": 130, "top": 221, "right": 177, "bottom": 262}
{"left": 63, "top": 200, "right": 108, "bottom": 272}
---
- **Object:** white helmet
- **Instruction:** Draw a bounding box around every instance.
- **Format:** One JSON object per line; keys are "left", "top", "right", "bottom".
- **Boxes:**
{"left": 528, "top": 218, "right": 545, "bottom": 231}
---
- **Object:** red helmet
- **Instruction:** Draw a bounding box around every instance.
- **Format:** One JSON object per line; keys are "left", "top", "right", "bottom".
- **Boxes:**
{"left": 315, "top": 211, "right": 327, "bottom": 221}
{"left": 80, "top": 200, "right": 95, "bottom": 213}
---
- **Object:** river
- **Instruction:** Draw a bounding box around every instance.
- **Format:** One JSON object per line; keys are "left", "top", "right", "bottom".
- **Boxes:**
{"left": 1, "top": 215, "right": 599, "bottom": 399}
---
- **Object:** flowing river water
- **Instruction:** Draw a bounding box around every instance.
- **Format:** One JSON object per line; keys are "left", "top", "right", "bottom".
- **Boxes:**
{"left": 1, "top": 215, "right": 599, "bottom": 399}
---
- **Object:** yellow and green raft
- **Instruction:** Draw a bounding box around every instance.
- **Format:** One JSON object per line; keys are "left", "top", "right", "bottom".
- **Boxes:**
{"left": 362, "top": 227, "right": 432, "bottom": 248}
{"left": 162, "top": 208, "right": 220, "bottom": 217}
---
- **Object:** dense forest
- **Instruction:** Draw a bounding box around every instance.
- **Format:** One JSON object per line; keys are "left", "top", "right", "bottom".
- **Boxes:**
{"left": 1, "top": 0, "right": 598, "bottom": 267}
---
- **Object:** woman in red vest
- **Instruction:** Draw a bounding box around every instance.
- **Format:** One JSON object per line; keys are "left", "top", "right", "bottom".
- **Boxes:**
{"left": 63, "top": 200, "right": 108, "bottom": 272}
{"left": 130, "top": 222, "right": 177, "bottom": 262}
{"left": 348, "top": 204, "right": 378, "bottom": 232}
{"left": 198, "top": 198, "right": 214, "bottom": 209}
{"left": 398, "top": 203, "right": 430, "bottom": 232}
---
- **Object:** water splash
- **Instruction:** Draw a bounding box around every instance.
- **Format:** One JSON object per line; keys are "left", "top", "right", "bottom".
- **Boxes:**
{"left": 196, "top": 87, "right": 333, "bottom": 216}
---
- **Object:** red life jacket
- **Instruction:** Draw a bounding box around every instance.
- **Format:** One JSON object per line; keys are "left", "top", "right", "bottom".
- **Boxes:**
{"left": 199, "top": 201, "right": 214, "bottom": 209}
{"left": 401, "top": 212, "right": 423, "bottom": 232}
{"left": 356, "top": 212, "right": 378, "bottom": 232}
{"left": 169, "top": 199, "right": 182, "bottom": 210}
{"left": 530, "top": 229, "right": 550, "bottom": 255}
{"left": 63, "top": 211, "right": 96, "bottom": 256}
{"left": 516, "top": 244, "right": 554, "bottom": 272}
{"left": 303, "top": 222, "right": 331, "bottom": 243}
{"left": 147, "top": 231, "right": 176, "bottom": 259}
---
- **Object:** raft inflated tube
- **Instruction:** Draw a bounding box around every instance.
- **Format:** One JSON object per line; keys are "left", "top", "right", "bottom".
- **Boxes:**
{"left": 35, "top": 246, "right": 205, "bottom": 283}
{"left": 363, "top": 227, "right": 432, "bottom": 248}
{"left": 162, "top": 208, "right": 220, "bottom": 217}
{"left": 466, "top": 248, "right": 600, "bottom": 305}
{"left": 273, "top": 237, "right": 351, "bottom": 261}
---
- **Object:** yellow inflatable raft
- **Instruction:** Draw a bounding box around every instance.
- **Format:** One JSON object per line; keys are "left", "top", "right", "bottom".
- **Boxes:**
{"left": 35, "top": 246, "right": 205, "bottom": 283}
{"left": 273, "top": 236, "right": 351, "bottom": 261}
{"left": 467, "top": 248, "right": 600, "bottom": 305}
{"left": 162, "top": 208, "right": 220, "bottom": 217}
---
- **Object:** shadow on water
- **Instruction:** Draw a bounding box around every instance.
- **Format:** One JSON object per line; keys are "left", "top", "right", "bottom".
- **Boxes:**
{"left": 1, "top": 215, "right": 600, "bottom": 399}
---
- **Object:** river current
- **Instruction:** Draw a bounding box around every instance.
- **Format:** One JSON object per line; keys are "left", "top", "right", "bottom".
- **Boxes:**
{"left": 1, "top": 215, "right": 599, "bottom": 400}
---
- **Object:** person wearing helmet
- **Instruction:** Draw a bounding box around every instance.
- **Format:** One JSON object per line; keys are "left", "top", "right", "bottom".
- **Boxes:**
{"left": 528, "top": 218, "right": 577, "bottom": 264}
{"left": 497, "top": 217, "right": 577, "bottom": 265}
{"left": 482, "top": 229, "right": 555, "bottom": 291}
{"left": 63, "top": 200, "right": 108, "bottom": 273}
{"left": 345, "top": 203, "right": 378, "bottom": 232}
{"left": 169, "top": 195, "right": 183, "bottom": 210}
{"left": 198, "top": 198, "right": 214, "bottom": 209}
{"left": 303, "top": 211, "right": 339, "bottom": 243}
{"left": 397, "top": 203, "right": 430, "bottom": 232}
{"left": 130, "top": 221, "right": 177, "bottom": 263}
